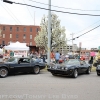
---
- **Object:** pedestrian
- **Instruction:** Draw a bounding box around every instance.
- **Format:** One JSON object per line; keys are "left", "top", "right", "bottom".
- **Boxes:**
{"left": 50, "top": 50, "right": 55, "bottom": 63}
{"left": 55, "top": 51, "right": 60, "bottom": 64}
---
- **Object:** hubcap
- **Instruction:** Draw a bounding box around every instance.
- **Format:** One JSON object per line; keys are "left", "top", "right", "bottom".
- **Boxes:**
{"left": 88, "top": 68, "right": 91, "bottom": 73}
{"left": 74, "top": 70, "right": 78, "bottom": 77}
{"left": 0, "top": 69, "right": 7, "bottom": 77}
{"left": 34, "top": 67, "right": 39, "bottom": 73}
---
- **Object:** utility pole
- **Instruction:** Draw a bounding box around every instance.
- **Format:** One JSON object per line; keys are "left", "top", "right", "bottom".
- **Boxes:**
{"left": 70, "top": 33, "right": 74, "bottom": 55}
{"left": 47, "top": 0, "right": 51, "bottom": 64}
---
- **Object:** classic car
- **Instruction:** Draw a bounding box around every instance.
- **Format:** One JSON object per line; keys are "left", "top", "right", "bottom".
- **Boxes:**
{"left": 92, "top": 60, "right": 100, "bottom": 76}
{"left": 47, "top": 59, "right": 91, "bottom": 78}
{"left": 96, "top": 64, "right": 100, "bottom": 76}
{"left": 0, "top": 57, "right": 46, "bottom": 78}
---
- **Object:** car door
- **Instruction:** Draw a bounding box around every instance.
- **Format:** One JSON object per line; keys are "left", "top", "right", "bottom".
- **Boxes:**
{"left": 14, "top": 58, "right": 32, "bottom": 73}
{"left": 79, "top": 61, "right": 88, "bottom": 73}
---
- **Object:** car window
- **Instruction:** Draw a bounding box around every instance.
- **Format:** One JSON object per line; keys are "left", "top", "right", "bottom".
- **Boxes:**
{"left": 19, "top": 58, "right": 30, "bottom": 63}
{"left": 6, "top": 58, "right": 16, "bottom": 62}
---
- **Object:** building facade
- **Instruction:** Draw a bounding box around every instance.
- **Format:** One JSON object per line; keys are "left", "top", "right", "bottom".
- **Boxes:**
{"left": 0, "top": 24, "right": 40, "bottom": 52}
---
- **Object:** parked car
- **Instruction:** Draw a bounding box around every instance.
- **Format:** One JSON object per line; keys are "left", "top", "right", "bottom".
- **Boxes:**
{"left": 47, "top": 59, "right": 91, "bottom": 78}
{"left": 92, "top": 60, "right": 100, "bottom": 76}
{"left": 0, "top": 57, "right": 46, "bottom": 78}
{"left": 96, "top": 65, "right": 100, "bottom": 76}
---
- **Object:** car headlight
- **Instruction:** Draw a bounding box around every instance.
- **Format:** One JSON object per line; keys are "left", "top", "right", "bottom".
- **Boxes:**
{"left": 97, "top": 65, "right": 100, "bottom": 69}
{"left": 65, "top": 67, "right": 68, "bottom": 70}
{"left": 49, "top": 66, "right": 51, "bottom": 69}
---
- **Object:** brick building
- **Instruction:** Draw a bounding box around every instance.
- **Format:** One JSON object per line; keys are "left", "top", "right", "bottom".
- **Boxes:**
{"left": 0, "top": 24, "right": 40, "bottom": 52}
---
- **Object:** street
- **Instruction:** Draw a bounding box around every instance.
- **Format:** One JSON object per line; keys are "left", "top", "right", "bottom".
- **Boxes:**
{"left": 0, "top": 70, "right": 100, "bottom": 100}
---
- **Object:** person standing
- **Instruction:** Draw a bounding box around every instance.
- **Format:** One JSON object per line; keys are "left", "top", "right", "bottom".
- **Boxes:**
{"left": 55, "top": 51, "right": 60, "bottom": 63}
{"left": 50, "top": 50, "right": 55, "bottom": 63}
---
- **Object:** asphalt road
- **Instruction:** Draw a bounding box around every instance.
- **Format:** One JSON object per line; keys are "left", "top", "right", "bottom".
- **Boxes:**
{"left": 0, "top": 70, "right": 100, "bottom": 100}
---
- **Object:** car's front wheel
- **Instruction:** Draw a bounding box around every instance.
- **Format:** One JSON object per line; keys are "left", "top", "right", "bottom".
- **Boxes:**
{"left": 97, "top": 71, "right": 100, "bottom": 76}
{"left": 33, "top": 66, "right": 40, "bottom": 74}
{"left": 72, "top": 69, "right": 78, "bottom": 78}
{"left": 52, "top": 73, "right": 57, "bottom": 76}
{"left": 86, "top": 67, "right": 91, "bottom": 74}
{"left": 0, "top": 68, "right": 8, "bottom": 78}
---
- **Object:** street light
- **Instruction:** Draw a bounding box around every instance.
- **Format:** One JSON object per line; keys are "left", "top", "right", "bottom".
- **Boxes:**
{"left": 3, "top": 0, "right": 13, "bottom": 4}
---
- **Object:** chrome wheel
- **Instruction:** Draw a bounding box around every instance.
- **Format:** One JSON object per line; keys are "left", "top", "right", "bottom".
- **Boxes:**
{"left": 0, "top": 68, "right": 8, "bottom": 78}
{"left": 33, "top": 66, "right": 40, "bottom": 74}
{"left": 86, "top": 67, "right": 91, "bottom": 74}
{"left": 73, "top": 69, "right": 78, "bottom": 78}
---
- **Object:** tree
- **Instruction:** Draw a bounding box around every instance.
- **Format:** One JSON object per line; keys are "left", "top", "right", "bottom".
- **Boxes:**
{"left": 34, "top": 13, "right": 67, "bottom": 52}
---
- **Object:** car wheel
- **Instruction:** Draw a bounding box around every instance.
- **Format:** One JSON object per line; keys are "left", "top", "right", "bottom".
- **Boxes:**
{"left": 73, "top": 69, "right": 78, "bottom": 78}
{"left": 0, "top": 68, "right": 8, "bottom": 78}
{"left": 33, "top": 66, "right": 40, "bottom": 74}
{"left": 86, "top": 67, "right": 91, "bottom": 74}
{"left": 97, "top": 72, "right": 100, "bottom": 76}
{"left": 52, "top": 73, "right": 57, "bottom": 76}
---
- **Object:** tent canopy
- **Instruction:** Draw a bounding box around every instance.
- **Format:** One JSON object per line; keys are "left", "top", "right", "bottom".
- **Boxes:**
{"left": 4, "top": 41, "right": 29, "bottom": 51}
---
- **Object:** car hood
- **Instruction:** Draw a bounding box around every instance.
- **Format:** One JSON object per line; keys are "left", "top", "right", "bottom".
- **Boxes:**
{"left": 50, "top": 63, "right": 74, "bottom": 68}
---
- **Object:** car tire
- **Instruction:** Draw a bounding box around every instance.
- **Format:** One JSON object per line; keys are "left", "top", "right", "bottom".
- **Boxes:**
{"left": 86, "top": 67, "right": 91, "bottom": 74}
{"left": 52, "top": 73, "right": 57, "bottom": 76}
{"left": 72, "top": 69, "right": 78, "bottom": 78}
{"left": 33, "top": 66, "right": 40, "bottom": 74}
{"left": 0, "top": 68, "right": 8, "bottom": 78}
{"left": 97, "top": 71, "right": 100, "bottom": 76}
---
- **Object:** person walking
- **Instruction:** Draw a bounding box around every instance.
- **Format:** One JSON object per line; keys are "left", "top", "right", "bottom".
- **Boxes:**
{"left": 55, "top": 51, "right": 60, "bottom": 64}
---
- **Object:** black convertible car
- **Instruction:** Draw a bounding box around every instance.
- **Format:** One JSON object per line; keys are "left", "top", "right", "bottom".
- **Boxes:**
{"left": 0, "top": 57, "right": 46, "bottom": 78}
{"left": 47, "top": 59, "right": 91, "bottom": 78}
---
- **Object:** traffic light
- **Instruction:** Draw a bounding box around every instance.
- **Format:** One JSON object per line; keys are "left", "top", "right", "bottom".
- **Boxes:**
{"left": 3, "top": 0, "right": 13, "bottom": 4}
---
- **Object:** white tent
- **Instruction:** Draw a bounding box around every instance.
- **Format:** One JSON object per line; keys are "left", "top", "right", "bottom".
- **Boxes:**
{"left": 4, "top": 41, "right": 29, "bottom": 51}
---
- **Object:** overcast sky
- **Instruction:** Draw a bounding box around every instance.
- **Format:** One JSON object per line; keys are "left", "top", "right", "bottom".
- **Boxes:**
{"left": 0, "top": 0, "right": 100, "bottom": 49}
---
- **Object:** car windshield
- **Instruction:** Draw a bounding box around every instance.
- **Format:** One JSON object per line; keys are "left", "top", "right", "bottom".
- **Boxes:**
{"left": 65, "top": 59, "right": 80, "bottom": 65}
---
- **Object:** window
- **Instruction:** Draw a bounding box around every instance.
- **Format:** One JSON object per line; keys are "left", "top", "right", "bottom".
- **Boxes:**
{"left": 2, "top": 34, "right": 5, "bottom": 38}
{"left": 36, "top": 28, "right": 39, "bottom": 32}
{"left": 2, "top": 41, "right": 5, "bottom": 45}
{"left": 23, "top": 40, "right": 25, "bottom": 43}
{"left": 30, "top": 28, "right": 32, "bottom": 32}
{"left": 3, "top": 26, "right": 5, "bottom": 31}
{"left": 10, "top": 26, "right": 12, "bottom": 31}
{"left": 30, "top": 35, "right": 32, "bottom": 39}
{"left": 30, "top": 42, "right": 32, "bottom": 45}
{"left": 16, "top": 34, "right": 19, "bottom": 38}
{"left": 23, "top": 34, "right": 26, "bottom": 39}
{"left": 24, "top": 27, "right": 26, "bottom": 32}
{"left": 10, "top": 34, "right": 12, "bottom": 38}
{"left": 16, "top": 27, "right": 19, "bottom": 31}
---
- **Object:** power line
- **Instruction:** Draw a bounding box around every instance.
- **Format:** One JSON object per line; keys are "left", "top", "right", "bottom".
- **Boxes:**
{"left": 23, "top": 0, "right": 35, "bottom": 23}
{"left": 68, "top": 24, "right": 100, "bottom": 41}
{"left": 74, "top": 19, "right": 100, "bottom": 35}
{"left": 0, "top": 2, "right": 21, "bottom": 24}
{"left": 4, "top": 1, "right": 100, "bottom": 16}
{"left": 29, "top": 0, "right": 100, "bottom": 12}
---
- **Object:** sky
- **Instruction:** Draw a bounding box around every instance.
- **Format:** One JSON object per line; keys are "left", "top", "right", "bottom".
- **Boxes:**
{"left": 0, "top": 0, "right": 100, "bottom": 49}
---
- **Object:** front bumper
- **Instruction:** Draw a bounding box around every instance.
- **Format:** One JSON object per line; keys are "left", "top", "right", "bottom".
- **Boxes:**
{"left": 47, "top": 68, "right": 74, "bottom": 76}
